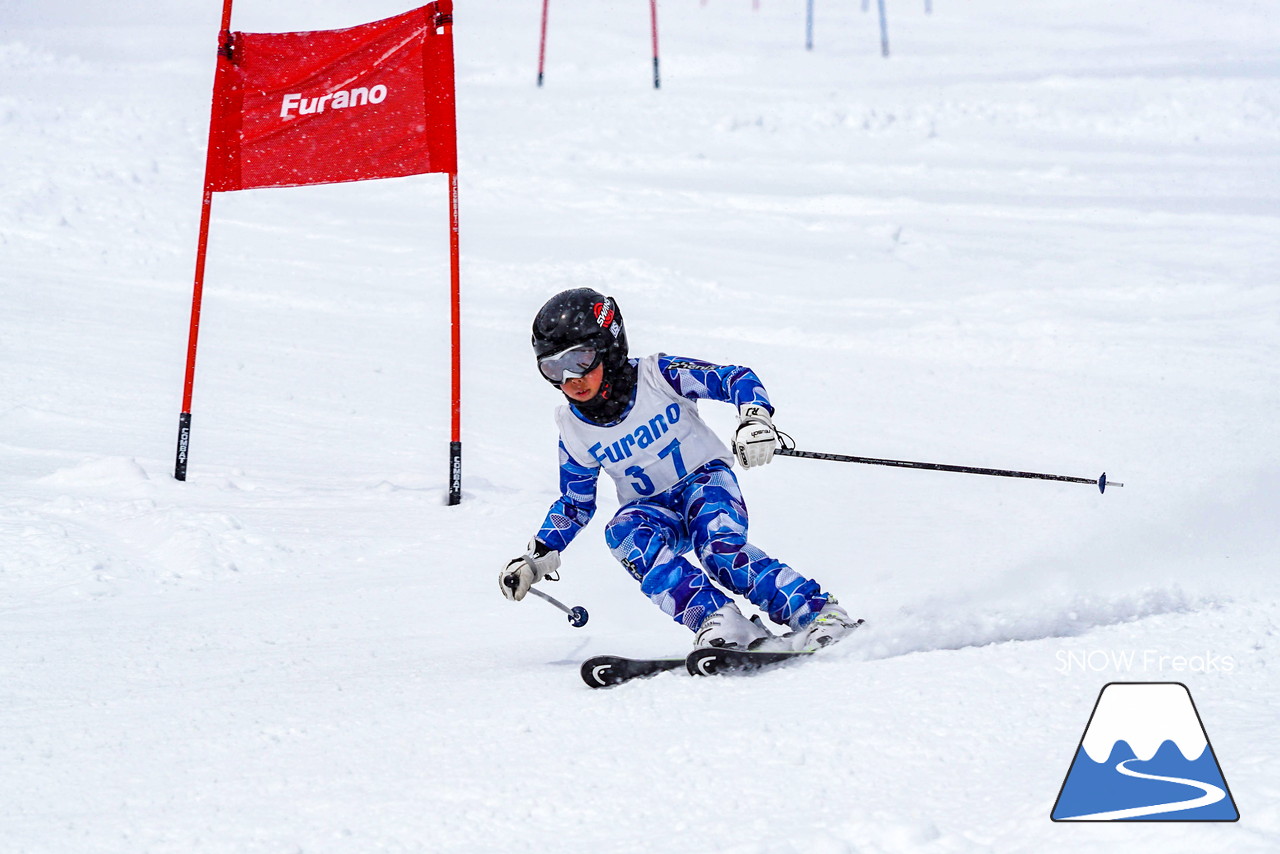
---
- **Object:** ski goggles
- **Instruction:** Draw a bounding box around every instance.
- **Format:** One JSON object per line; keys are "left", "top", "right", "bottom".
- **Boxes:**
{"left": 538, "top": 345, "right": 600, "bottom": 384}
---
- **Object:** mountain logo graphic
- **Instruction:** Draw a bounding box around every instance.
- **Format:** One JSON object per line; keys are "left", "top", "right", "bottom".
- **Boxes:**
{"left": 1052, "top": 682, "right": 1239, "bottom": 821}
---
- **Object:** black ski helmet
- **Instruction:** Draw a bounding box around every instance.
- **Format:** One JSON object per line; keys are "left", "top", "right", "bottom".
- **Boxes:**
{"left": 531, "top": 288, "right": 629, "bottom": 385}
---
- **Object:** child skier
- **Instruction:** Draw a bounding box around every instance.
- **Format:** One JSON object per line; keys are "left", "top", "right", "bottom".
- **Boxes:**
{"left": 499, "top": 288, "right": 861, "bottom": 651}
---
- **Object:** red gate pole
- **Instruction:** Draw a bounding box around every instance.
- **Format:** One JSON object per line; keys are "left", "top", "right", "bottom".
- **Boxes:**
{"left": 447, "top": 170, "right": 462, "bottom": 505}
{"left": 439, "top": 4, "right": 463, "bottom": 505}
{"left": 650, "top": 0, "right": 661, "bottom": 89}
{"left": 175, "top": 0, "right": 236, "bottom": 481}
{"left": 537, "top": 0, "right": 550, "bottom": 86}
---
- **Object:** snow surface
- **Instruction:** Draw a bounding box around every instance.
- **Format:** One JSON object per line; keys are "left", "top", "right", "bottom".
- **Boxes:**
{"left": 2, "top": 0, "right": 1279, "bottom": 851}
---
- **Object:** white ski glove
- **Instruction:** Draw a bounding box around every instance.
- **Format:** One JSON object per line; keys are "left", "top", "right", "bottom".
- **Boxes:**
{"left": 499, "top": 539, "right": 562, "bottom": 601}
{"left": 733, "top": 403, "right": 779, "bottom": 469}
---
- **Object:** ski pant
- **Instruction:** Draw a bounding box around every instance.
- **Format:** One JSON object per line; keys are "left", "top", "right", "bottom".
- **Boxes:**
{"left": 604, "top": 461, "right": 827, "bottom": 633}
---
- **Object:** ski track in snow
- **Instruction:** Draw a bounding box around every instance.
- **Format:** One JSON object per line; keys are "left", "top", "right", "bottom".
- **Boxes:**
{"left": 2, "top": 0, "right": 1279, "bottom": 852}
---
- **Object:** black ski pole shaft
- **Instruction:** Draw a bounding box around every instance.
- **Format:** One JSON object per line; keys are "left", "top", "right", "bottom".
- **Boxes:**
{"left": 774, "top": 447, "right": 1123, "bottom": 493}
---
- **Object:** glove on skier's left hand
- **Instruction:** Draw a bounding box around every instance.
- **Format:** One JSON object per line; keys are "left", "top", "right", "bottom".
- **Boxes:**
{"left": 733, "top": 403, "right": 779, "bottom": 469}
{"left": 499, "top": 539, "right": 561, "bottom": 601}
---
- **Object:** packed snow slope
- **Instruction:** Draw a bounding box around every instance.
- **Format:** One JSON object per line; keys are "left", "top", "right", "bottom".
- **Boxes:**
{"left": 2, "top": 0, "right": 1278, "bottom": 851}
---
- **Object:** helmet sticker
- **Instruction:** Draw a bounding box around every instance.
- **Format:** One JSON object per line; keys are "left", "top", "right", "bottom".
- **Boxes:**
{"left": 593, "top": 299, "right": 621, "bottom": 339}
{"left": 593, "top": 299, "right": 614, "bottom": 328}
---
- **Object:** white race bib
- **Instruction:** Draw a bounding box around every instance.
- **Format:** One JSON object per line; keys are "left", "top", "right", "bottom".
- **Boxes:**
{"left": 556, "top": 355, "right": 732, "bottom": 504}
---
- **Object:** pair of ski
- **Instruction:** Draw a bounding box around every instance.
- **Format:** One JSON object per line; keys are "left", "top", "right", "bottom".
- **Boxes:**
{"left": 581, "top": 646, "right": 812, "bottom": 689}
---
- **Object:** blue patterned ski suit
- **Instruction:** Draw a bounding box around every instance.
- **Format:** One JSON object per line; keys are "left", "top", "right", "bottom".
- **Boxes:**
{"left": 536, "top": 355, "right": 829, "bottom": 633}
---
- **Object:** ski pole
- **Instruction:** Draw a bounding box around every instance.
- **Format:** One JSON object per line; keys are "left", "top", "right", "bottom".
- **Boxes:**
{"left": 774, "top": 447, "right": 1123, "bottom": 493}
{"left": 529, "top": 587, "right": 590, "bottom": 627}
{"left": 504, "top": 574, "right": 590, "bottom": 627}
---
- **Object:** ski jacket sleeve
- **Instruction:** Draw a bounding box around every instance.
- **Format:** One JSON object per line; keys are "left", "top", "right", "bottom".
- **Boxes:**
{"left": 535, "top": 440, "right": 600, "bottom": 553}
{"left": 657, "top": 355, "right": 773, "bottom": 413}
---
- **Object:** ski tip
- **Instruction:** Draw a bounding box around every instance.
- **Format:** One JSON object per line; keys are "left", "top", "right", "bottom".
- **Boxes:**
{"left": 687, "top": 648, "right": 720, "bottom": 677}
{"left": 580, "top": 655, "right": 685, "bottom": 688}
{"left": 685, "top": 646, "right": 813, "bottom": 677}
{"left": 580, "top": 657, "right": 616, "bottom": 688}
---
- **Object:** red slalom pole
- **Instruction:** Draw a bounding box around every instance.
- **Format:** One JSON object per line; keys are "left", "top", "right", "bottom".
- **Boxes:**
{"left": 650, "top": 0, "right": 661, "bottom": 89}
{"left": 175, "top": 0, "right": 236, "bottom": 481}
{"left": 176, "top": 185, "right": 213, "bottom": 481}
{"left": 440, "top": 3, "right": 463, "bottom": 505}
{"left": 423, "top": 1, "right": 462, "bottom": 504}
{"left": 447, "top": 171, "right": 462, "bottom": 505}
{"left": 537, "top": 0, "right": 550, "bottom": 86}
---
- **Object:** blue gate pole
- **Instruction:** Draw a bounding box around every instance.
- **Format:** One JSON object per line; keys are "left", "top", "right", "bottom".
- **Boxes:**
{"left": 805, "top": 0, "right": 814, "bottom": 50}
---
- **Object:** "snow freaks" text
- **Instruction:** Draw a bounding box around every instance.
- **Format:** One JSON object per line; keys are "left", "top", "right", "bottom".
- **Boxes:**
{"left": 1055, "top": 649, "right": 1236, "bottom": 674}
